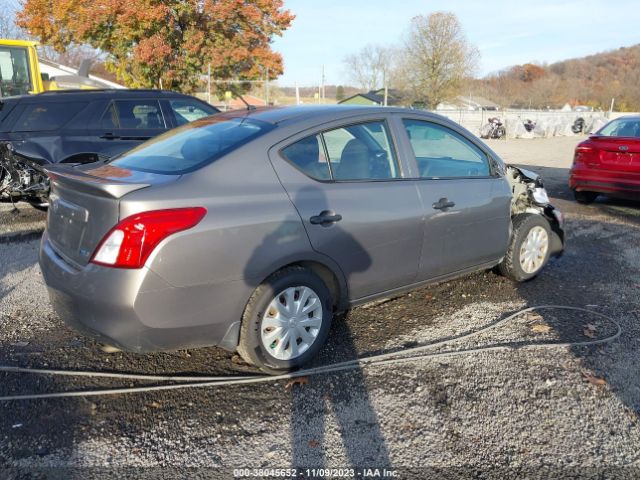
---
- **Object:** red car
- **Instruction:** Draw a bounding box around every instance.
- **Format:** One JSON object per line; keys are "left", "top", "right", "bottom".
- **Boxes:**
{"left": 569, "top": 116, "right": 640, "bottom": 203}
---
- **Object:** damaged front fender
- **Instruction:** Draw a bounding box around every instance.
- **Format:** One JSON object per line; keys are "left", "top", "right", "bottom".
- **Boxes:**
{"left": 0, "top": 141, "right": 50, "bottom": 205}
{"left": 506, "top": 165, "right": 565, "bottom": 257}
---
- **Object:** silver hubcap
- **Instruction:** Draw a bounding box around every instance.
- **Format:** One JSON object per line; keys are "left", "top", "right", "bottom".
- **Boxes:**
{"left": 519, "top": 226, "right": 549, "bottom": 274}
{"left": 260, "top": 286, "right": 323, "bottom": 361}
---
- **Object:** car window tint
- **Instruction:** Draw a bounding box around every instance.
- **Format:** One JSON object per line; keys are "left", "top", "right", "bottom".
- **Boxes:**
{"left": 110, "top": 117, "right": 274, "bottom": 174}
{"left": 402, "top": 119, "right": 490, "bottom": 178}
{"left": 13, "top": 102, "right": 88, "bottom": 132}
{"left": 323, "top": 121, "right": 400, "bottom": 181}
{"left": 281, "top": 135, "right": 330, "bottom": 180}
{"left": 169, "top": 99, "right": 216, "bottom": 126}
{"left": 113, "top": 100, "right": 165, "bottom": 129}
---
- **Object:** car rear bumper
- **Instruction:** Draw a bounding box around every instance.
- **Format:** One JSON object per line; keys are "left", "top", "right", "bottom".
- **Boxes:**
{"left": 39, "top": 233, "right": 242, "bottom": 352}
{"left": 569, "top": 166, "right": 640, "bottom": 197}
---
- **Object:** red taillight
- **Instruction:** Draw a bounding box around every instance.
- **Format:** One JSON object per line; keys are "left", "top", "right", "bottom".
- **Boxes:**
{"left": 90, "top": 207, "right": 207, "bottom": 269}
{"left": 574, "top": 143, "right": 598, "bottom": 166}
{"left": 575, "top": 145, "right": 595, "bottom": 153}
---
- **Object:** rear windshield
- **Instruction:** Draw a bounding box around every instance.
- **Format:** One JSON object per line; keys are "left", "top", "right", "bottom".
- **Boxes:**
{"left": 598, "top": 118, "right": 640, "bottom": 137}
{"left": 110, "top": 116, "right": 274, "bottom": 174}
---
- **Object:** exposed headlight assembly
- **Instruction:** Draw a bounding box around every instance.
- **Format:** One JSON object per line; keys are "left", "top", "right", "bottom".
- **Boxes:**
{"left": 531, "top": 187, "right": 550, "bottom": 205}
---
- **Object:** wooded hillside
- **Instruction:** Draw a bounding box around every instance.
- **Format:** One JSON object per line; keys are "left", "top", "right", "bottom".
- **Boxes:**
{"left": 474, "top": 44, "right": 640, "bottom": 111}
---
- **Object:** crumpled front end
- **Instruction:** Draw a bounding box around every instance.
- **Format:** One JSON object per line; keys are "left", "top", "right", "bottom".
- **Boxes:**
{"left": 0, "top": 142, "right": 50, "bottom": 207}
{"left": 506, "top": 165, "right": 565, "bottom": 257}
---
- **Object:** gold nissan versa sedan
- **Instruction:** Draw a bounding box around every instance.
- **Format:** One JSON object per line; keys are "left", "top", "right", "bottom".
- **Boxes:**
{"left": 40, "top": 106, "right": 564, "bottom": 373}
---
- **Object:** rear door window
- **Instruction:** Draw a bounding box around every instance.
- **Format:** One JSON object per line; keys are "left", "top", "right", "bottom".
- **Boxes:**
{"left": 324, "top": 121, "right": 400, "bottom": 181}
{"left": 281, "top": 135, "right": 331, "bottom": 180}
{"left": 13, "top": 102, "right": 88, "bottom": 132}
{"left": 281, "top": 120, "right": 400, "bottom": 181}
{"left": 100, "top": 100, "right": 166, "bottom": 130}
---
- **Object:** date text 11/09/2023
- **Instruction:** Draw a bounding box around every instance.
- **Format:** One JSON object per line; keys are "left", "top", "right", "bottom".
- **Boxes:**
{"left": 233, "top": 468, "right": 399, "bottom": 478}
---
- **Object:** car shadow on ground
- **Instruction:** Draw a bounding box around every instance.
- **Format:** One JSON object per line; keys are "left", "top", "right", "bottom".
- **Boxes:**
{"left": 243, "top": 185, "right": 392, "bottom": 468}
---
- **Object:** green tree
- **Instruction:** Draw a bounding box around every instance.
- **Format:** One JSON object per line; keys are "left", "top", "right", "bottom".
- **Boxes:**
{"left": 335, "top": 85, "right": 345, "bottom": 101}
{"left": 18, "top": 0, "right": 294, "bottom": 92}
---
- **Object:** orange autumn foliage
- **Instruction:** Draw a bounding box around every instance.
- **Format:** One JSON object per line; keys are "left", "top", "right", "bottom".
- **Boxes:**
{"left": 18, "top": 0, "right": 294, "bottom": 92}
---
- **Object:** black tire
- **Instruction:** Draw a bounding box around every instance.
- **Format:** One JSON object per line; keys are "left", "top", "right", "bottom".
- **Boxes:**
{"left": 573, "top": 190, "right": 598, "bottom": 204}
{"left": 237, "top": 266, "right": 333, "bottom": 374}
{"left": 499, "top": 214, "right": 552, "bottom": 282}
{"left": 494, "top": 126, "right": 506, "bottom": 139}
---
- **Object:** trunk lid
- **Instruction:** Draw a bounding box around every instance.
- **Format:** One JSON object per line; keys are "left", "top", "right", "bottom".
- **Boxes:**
{"left": 589, "top": 135, "right": 640, "bottom": 172}
{"left": 45, "top": 163, "right": 178, "bottom": 267}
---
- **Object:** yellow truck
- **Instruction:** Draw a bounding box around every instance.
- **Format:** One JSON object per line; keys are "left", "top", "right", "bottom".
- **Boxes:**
{"left": 0, "top": 39, "right": 112, "bottom": 97}
{"left": 0, "top": 39, "right": 44, "bottom": 96}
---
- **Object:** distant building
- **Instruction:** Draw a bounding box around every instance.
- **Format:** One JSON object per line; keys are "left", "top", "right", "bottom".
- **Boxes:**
{"left": 436, "top": 95, "right": 499, "bottom": 111}
{"left": 39, "top": 58, "right": 124, "bottom": 89}
{"left": 338, "top": 88, "right": 402, "bottom": 106}
{"left": 208, "top": 94, "right": 267, "bottom": 111}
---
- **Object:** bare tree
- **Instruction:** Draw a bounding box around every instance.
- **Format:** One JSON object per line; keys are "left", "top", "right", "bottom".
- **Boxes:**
{"left": 0, "top": 0, "right": 27, "bottom": 39}
{"left": 399, "top": 12, "right": 479, "bottom": 109}
{"left": 343, "top": 44, "right": 394, "bottom": 92}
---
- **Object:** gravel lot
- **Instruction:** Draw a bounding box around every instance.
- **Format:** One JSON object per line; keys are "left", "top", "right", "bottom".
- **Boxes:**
{"left": 1, "top": 136, "right": 640, "bottom": 478}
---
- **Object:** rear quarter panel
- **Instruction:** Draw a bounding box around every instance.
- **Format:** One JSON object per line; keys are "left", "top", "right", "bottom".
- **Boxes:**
{"left": 120, "top": 138, "right": 319, "bottom": 289}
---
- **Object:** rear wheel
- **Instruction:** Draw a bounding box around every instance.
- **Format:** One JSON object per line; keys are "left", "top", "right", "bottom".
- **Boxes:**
{"left": 574, "top": 190, "right": 598, "bottom": 204}
{"left": 237, "top": 266, "right": 333, "bottom": 374}
{"left": 499, "top": 214, "right": 551, "bottom": 282}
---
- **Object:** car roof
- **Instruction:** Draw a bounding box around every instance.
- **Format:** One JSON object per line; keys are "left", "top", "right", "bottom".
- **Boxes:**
{"left": 218, "top": 105, "right": 440, "bottom": 125}
{"left": 608, "top": 115, "right": 640, "bottom": 121}
{"left": 6, "top": 89, "right": 202, "bottom": 103}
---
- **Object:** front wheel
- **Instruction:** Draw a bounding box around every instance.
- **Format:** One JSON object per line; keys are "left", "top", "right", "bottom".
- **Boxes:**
{"left": 237, "top": 266, "right": 333, "bottom": 374}
{"left": 499, "top": 214, "right": 552, "bottom": 282}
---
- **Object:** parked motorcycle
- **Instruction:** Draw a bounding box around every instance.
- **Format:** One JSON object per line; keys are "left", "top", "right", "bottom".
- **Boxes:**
{"left": 523, "top": 119, "right": 536, "bottom": 132}
{"left": 480, "top": 117, "right": 506, "bottom": 139}
{"left": 571, "top": 117, "right": 585, "bottom": 134}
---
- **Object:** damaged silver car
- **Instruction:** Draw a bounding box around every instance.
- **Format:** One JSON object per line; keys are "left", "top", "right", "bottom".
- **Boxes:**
{"left": 39, "top": 106, "right": 564, "bottom": 373}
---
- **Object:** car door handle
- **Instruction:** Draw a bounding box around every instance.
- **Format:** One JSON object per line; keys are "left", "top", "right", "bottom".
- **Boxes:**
{"left": 120, "top": 136, "right": 152, "bottom": 141}
{"left": 100, "top": 133, "right": 121, "bottom": 140}
{"left": 310, "top": 210, "right": 342, "bottom": 225}
{"left": 432, "top": 198, "right": 455, "bottom": 210}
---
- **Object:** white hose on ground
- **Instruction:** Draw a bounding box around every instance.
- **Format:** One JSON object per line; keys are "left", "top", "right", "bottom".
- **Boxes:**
{"left": 0, "top": 306, "right": 622, "bottom": 401}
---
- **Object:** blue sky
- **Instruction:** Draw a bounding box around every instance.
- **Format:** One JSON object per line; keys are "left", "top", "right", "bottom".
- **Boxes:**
{"left": 273, "top": 0, "right": 640, "bottom": 86}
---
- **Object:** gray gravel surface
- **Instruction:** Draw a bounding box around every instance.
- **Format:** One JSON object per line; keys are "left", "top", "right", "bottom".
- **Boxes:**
{"left": 0, "top": 202, "right": 46, "bottom": 241}
{"left": 1, "top": 137, "right": 639, "bottom": 479}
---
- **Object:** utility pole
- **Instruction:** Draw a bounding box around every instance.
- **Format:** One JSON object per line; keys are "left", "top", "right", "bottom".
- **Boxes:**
{"left": 383, "top": 69, "right": 388, "bottom": 107}
{"left": 609, "top": 97, "right": 615, "bottom": 118}
{"left": 265, "top": 67, "right": 270, "bottom": 106}
{"left": 207, "top": 64, "right": 211, "bottom": 105}
{"left": 321, "top": 65, "right": 326, "bottom": 104}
